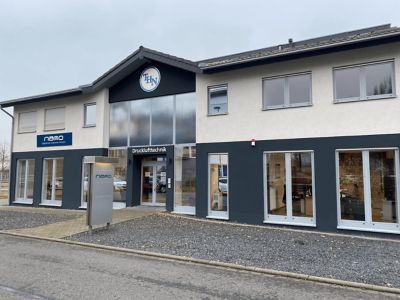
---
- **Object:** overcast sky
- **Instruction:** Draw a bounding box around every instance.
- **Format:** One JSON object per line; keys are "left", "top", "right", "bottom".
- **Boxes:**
{"left": 1, "top": 0, "right": 400, "bottom": 145}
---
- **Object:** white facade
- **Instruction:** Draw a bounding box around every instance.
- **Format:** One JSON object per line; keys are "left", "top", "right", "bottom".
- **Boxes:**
{"left": 196, "top": 43, "right": 400, "bottom": 144}
{"left": 13, "top": 89, "right": 110, "bottom": 152}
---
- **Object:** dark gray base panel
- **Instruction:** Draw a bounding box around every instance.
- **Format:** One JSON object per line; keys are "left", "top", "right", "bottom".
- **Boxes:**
{"left": 9, "top": 148, "right": 108, "bottom": 209}
{"left": 195, "top": 133, "right": 400, "bottom": 235}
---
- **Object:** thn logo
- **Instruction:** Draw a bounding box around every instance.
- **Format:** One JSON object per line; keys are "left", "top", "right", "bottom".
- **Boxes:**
{"left": 140, "top": 67, "right": 161, "bottom": 92}
{"left": 95, "top": 174, "right": 113, "bottom": 179}
{"left": 44, "top": 135, "right": 64, "bottom": 142}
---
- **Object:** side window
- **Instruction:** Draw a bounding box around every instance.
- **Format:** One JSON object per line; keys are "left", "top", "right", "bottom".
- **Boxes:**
{"left": 18, "top": 111, "right": 37, "bottom": 133}
{"left": 208, "top": 85, "right": 228, "bottom": 116}
{"left": 84, "top": 103, "right": 96, "bottom": 127}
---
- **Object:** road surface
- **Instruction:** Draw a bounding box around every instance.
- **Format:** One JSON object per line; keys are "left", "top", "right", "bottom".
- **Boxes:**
{"left": 0, "top": 234, "right": 395, "bottom": 300}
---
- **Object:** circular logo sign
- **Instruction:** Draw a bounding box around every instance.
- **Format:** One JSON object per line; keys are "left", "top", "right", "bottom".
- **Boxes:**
{"left": 139, "top": 67, "right": 161, "bottom": 92}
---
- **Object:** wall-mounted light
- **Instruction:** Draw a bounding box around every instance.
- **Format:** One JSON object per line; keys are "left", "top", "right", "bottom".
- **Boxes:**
{"left": 251, "top": 138, "right": 256, "bottom": 147}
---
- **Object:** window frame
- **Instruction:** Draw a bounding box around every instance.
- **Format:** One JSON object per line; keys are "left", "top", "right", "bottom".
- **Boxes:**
{"left": 262, "top": 72, "right": 312, "bottom": 110}
{"left": 83, "top": 102, "right": 97, "bottom": 128}
{"left": 207, "top": 84, "right": 228, "bottom": 116}
{"left": 207, "top": 153, "right": 229, "bottom": 220}
{"left": 335, "top": 147, "right": 400, "bottom": 234}
{"left": 44, "top": 107, "right": 66, "bottom": 132}
{"left": 263, "top": 150, "right": 316, "bottom": 227}
{"left": 41, "top": 157, "right": 64, "bottom": 206}
{"left": 18, "top": 111, "right": 37, "bottom": 134}
{"left": 14, "top": 159, "right": 35, "bottom": 204}
{"left": 333, "top": 60, "right": 396, "bottom": 103}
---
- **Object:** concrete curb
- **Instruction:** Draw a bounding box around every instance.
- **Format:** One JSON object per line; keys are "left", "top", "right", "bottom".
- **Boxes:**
{"left": 1, "top": 231, "right": 399, "bottom": 296}
{"left": 164, "top": 212, "right": 400, "bottom": 243}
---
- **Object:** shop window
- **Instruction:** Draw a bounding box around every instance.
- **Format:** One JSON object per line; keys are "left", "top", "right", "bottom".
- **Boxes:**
{"left": 263, "top": 73, "right": 312, "bottom": 109}
{"left": 208, "top": 153, "right": 229, "bottom": 219}
{"left": 174, "top": 145, "right": 196, "bottom": 214}
{"left": 264, "top": 151, "right": 315, "bottom": 226}
{"left": 84, "top": 103, "right": 96, "bottom": 127}
{"left": 208, "top": 85, "right": 228, "bottom": 116}
{"left": 44, "top": 107, "right": 65, "bottom": 131}
{"left": 18, "top": 111, "right": 37, "bottom": 133}
{"left": 108, "top": 148, "right": 127, "bottom": 204}
{"left": 334, "top": 61, "right": 394, "bottom": 102}
{"left": 110, "top": 102, "right": 129, "bottom": 147}
{"left": 15, "top": 159, "right": 35, "bottom": 204}
{"left": 337, "top": 149, "right": 399, "bottom": 233}
{"left": 42, "top": 158, "right": 64, "bottom": 206}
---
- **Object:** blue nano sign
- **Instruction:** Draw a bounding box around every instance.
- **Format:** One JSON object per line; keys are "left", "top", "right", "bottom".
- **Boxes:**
{"left": 37, "top": 132, "right": 73, "bottom": 147}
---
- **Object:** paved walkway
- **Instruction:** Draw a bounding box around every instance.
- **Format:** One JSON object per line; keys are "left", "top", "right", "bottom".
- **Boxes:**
{"left": 1, "top": 206, "right": 163, "bottom": 238}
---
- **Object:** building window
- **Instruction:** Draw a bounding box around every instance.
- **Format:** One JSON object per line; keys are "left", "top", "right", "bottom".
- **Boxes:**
{"left": 15, "top": 159, "right": 35, "bottom": 204}
{"left": 208, "top": 85, "right": 228, "bottom": 115}
{"left": 174, "top": 145, "right": 196, "bottom": 214}
{"left": 42, "top": 158, "right": 64, "bottom": 206}
{"left": 208, "top": 153, "right": 229, "bottom": 219}
{"left": 337, "top": 148, "right": 399, "bottom": 233}
{"left": 44, "top": 107, "right": 65, "bottom": 131}
{"left": 108, "top": 148, "right": 127, "bottom": 205}
{"left": 334, "top": 61, "right": 395, "bottom": 102}
{"left": 263, "top": 73, "right": 312, "bottom": 109}
{"left": 84, "top": 103, "right": 96, "bottom": 127}
{"left": 81, "top": 161, "right": 90, "bottom": 208}
{"left": 18, "top": 111, "right": 37, "bottom": 133}
{"left": 264, "top": 151, "right": 315, "bottom": 226}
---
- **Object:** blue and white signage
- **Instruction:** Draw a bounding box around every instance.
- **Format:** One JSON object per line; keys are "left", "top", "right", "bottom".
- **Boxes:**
{"left": 37, "top": 132, "right": 72, "bottom": 148}
{"left": 140, "top": 67, "right": 161, "bottom": 92}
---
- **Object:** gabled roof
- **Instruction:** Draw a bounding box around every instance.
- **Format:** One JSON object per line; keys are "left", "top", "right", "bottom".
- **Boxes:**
{"left": 0, "top": 46, "right": 200, "bottom": 107}
{"left": 198, "top": 24, "right": 400, "bottom": 72}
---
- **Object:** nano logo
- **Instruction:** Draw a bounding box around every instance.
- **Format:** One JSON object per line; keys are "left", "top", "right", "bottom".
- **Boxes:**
{"left": 44, "top": 135, "right": 64, "bottom": 142}
{"left": 140, "top": 67, "right": 161, "bottom": 92}
{"left": 95, "top": 174, "right": 113, "bottom": 179}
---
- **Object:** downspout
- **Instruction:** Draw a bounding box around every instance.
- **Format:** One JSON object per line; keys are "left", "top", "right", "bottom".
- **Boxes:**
{"left": 0, "top": 105, "right": 14, "bottom": 204}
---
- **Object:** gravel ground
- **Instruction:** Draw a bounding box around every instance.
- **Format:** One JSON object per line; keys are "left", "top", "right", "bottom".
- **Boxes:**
{"left": 0, "top": 210, "right": 78, "bottom": 230}
{"left": 68, "top": 214, "right": 400, "bottom": 288}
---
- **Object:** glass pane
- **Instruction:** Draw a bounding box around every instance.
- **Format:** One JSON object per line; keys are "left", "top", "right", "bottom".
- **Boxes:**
{"left": 43, "top": 159, "right": 54, "bottom": 201}
{"left": 175, "top": 146, "right": 196, "bottom": 208}
{"left": 369, "top": 150, "right": 397, "bottom": 223}
{"left": 208, "top": 86, "right": 228, "bottom": 115}
{"left": 26, "top": 160, "right": 35, "bottom": 199}
{"left": 142, "top": 166, "right": 153, "bottom": 204}
{"left": 45, "top": 108, "right": 65, "bottom": 131}
{"left": 18, "top": 112, "right": 37, "bottom": 133}
{"left": 288, "top": 74, "right": 311, "bottom": 105}
{"left": 291, "top": 152, "right": 313, "bottom": 218}
{"left": 209, "top": 154, "right": 228, "bottom": 212}
{"left": 335, "top": 67, "right": 361, "bottom": 100}
{"left": 15, "top": 160, "right": 26, "bottom": 199}
{"left": 109, "top": 149, "right": 127, "bottom": 203}
{"left": 82, "top": 163, "right": 90, "bottom": 204}
{"left": 176, "top": 93, "right": 196, "bottom": 144}
{"left": 338, "top": 151, "right": 365, "bottom": 221}
{"left": 109, "top": 102, "right": 129, "bottom": 147}
{"left": 54, "top": 159, "right": 63, "bottom": 201}
{"left": 151, "top": 96, "right": 174, "bottom": 145}
{"left": 155, "top": 165, "right": 167, "bottom": 204}
{"left": 85, "top": 104, "right": 96, "bottom": 126}
{"left": 263, "top": 78, "right": 285, "bottom": 108}
{"left": 266, "top": 153, "right": 286, "bottom": 216}
{"left": 366, "top": 62, "right": 393, "bottom": 96}
{"left": 130, "top": 99, "right": 150, "bottom": 146}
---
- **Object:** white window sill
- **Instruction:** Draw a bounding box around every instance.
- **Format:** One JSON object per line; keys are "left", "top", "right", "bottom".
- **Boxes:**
{"left": 263, "top": 220, "right": 316, "bottom": 227}
{"left": 206, "top": 215, "right": 229, "bottom": 221}
{"left": 337, "top": 225, "right": 400, "bottom": 235}
{"left": 172, "top": 210, "right": 195, "bottom": 216}
{"left": 13, "top": 200, "right": 33, "bottom": 205}
{"left": 334, "top": 95, "right": 397, "bottom": 104}
{"left": 40, "top": 201, "right": 62, "bottom": 207}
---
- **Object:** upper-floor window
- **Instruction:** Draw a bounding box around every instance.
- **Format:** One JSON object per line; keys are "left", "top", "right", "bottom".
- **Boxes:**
{"left": 18, "top": 111, "right": 37, "bottom": 133}
{"left": 208, "top": 85, "right": 228, "bottom": 115}
{"left": 84, "top": 103, "right": 96, "bottom": 127}
{"left": 263, "top": 73, "right": 312, "bottom": 109}
{"left": 45, "top": 107, "right": 65, "bottom": 131}
{"left": 334, "top": 60, "right": 395, "bottom": 103}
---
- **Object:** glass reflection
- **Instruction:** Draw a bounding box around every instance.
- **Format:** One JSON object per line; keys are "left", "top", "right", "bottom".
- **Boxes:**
{"left": 110, "top": 102, "right": 129, "bottom": 147}
{"left": 266, "top": 153, "right": 286, "bottom": 216}
{"left": 339, "top": 151, "right": 365, "bottom": 221}
{"left": 175, "top": 146, "right": 196, "bottom": 208}
{"left": 263, "top": 78, "right": 285, "bottom": 107}
{"left": 291, "top": 152, "right": 313, "bottom": 217}
{"left": 176, "top": 93, "right": 196, "bottom": 144}
{"left": 335, "top": 67, "right": 361, "bottom": 100}
{"left": 366, "top": 62, "right": 393, "bottom": 96}
{"left": 209, "top": 154, "right": 228, "bottom": 212}
{"left": 130, "top": 99, "right": 150, "bottom": 146}
{"left": 151, "top": 96, "right": 174, "bottom": 145}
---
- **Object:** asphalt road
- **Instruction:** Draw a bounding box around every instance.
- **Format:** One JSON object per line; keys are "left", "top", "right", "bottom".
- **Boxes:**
{"left": 0, "top": 235, "right": 396, "bottom": 300}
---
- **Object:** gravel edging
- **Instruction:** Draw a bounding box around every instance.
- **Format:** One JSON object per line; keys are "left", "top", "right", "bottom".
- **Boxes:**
{"left": 66, "top": 214, "right": 400, "bottom": 289}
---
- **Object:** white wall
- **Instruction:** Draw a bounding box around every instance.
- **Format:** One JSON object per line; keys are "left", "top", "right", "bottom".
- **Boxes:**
{"left": 13, "top": 89, "right": 110, "bottom": 152}
{"left": 196, "top": 43, "right": 400, "bottom": 144}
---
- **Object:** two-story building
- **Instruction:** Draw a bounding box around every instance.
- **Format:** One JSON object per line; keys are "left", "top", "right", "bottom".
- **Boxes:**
{"left": 2, "top": 24, "right": 400, "bottom": 235}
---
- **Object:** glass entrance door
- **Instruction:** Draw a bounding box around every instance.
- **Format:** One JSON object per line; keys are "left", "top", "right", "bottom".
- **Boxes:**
{"left": 141, "top": 161, "right": 166, "bottom": 206}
